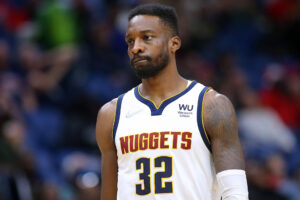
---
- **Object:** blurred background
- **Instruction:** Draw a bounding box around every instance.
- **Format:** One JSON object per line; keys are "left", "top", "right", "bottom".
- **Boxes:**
{"left": 0, "top": 0, "right": 299, "bottom": 199}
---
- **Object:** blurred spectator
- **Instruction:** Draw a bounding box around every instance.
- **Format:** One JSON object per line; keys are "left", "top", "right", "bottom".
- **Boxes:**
{"left": 35, "top": 0, "right": 79, "bottom": 49}
{"left": 260, "top": 65, "right": 300, "bottom": 130}
{"left": 247, "top": 155, "right": 288, "bottom": 200}
{"left": 238, "top": 89, "right": 296, "bottom": 154}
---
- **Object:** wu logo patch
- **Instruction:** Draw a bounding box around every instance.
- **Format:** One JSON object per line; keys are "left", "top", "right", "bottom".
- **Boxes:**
{"left": 179, "top": 104, "right": 194, "bottom": 111}
{"left": 178, "top": 104, "right": 194, "bottom": 117}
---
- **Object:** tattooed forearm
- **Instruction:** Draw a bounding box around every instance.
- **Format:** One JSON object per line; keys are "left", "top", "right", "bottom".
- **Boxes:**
{"left": 203, "top": 90, "right": 245, "bottom": 172}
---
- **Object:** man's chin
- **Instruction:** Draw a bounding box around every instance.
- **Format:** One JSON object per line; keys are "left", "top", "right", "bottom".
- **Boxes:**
{"left": 134, "top": 67, "right": 161, "bottom": 79}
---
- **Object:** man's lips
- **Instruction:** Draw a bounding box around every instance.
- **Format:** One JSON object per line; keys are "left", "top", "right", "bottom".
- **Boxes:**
{"left": 132, "top": 57, "right": 149, "bottom": 64}
{"left": 134, "top": 59, "right": 147, "bottom": 64}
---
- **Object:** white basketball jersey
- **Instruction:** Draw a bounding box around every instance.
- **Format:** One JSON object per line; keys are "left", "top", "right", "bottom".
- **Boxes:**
{"left": 113, "top": 80, "right": 220, "bottom": 200}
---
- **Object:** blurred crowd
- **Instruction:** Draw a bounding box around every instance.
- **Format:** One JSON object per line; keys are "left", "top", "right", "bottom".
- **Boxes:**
{"left": 0, "top": 0, "right": 299, "bottom": 199}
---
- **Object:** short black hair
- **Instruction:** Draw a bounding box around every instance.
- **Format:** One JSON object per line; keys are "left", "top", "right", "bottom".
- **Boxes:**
{"left": 128, "top": 3, "right": 179, "bottom": 36}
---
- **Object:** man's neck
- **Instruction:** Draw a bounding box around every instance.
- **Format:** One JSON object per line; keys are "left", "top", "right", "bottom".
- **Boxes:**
{"left": 139, "top": 63, "right": 188, "bottom": 107}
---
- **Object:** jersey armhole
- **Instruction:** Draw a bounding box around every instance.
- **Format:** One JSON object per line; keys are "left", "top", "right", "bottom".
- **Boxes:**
{"left": 197, "top": 86, "right": 212, "bottom": 152}
{"left": 112, "top": 94, "right": 125, "bottom": 141}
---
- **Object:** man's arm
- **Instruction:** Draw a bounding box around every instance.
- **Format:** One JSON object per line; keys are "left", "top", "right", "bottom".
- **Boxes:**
{"left": 96, "top": 99, "right": 118, "bottom": 200}
{"left": 203, "top": 89, "right": 244, "bottom": 172}
{"left": 203, "top": 89, "right": 248, "bottom": 199}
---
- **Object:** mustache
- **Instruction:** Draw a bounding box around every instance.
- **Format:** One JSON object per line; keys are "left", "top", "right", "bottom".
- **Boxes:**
{"left": 131, "top": 55, "right": 152, "bottom": 65}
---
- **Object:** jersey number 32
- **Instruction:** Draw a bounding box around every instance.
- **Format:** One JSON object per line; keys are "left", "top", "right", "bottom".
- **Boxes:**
{"left": 136, "top": 156, "right": 173, "bottom": 196}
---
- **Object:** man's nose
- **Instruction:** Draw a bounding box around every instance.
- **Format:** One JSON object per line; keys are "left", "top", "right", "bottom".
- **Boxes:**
{"left": 131, "top": 39, "right": 144, "bottom": 55}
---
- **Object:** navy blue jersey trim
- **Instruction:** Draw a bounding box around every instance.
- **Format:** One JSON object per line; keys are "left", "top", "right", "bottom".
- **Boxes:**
{"left": 113, "top": 94, "right": 124, "bottom": 140}
{"left": 134, "top": 80, "right": 197, "bottom": 116}
{"left": 197, "top": 86, "right": 212, "bottom": 152}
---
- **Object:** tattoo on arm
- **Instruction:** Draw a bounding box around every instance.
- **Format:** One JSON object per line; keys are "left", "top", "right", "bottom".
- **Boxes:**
{"left": 203, "top": 90, "right": 245, "bottom": 172}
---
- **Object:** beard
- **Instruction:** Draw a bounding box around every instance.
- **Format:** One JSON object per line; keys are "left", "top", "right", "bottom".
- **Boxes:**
{"left": 130, "top": 51, "right": 169, "bottom": 79}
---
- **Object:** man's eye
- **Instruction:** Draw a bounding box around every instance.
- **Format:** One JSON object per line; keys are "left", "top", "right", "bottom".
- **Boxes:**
{"left": 127, "top": 39, "right": 134, "bottom": 45}
{"left": 144, "top": 35, "right": 152, "bottom": 40}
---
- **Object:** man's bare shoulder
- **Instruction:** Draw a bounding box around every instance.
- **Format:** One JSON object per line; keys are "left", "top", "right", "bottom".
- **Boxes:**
{"left": 203, "top": 88, "right": 237, "bottom": 139}
{"left": 204, "top": 89, "right": 232, "bottom": 110}
{"left": 97, "top": 98, "right": 118, "bottom": 120}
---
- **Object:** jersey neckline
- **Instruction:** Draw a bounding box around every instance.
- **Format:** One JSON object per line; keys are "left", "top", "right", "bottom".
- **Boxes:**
{"left": 134, "top": 80, "right": 197, "bottom": 116}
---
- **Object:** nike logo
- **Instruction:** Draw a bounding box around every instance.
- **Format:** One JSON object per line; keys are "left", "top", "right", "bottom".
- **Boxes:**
{"left": 126, "top": 109, "right": 143, "bottom": 118}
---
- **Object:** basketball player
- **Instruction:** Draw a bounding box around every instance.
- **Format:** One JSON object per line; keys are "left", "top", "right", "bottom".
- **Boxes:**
{"left": 96, "top": 4, "right": 248, "bottom": 200}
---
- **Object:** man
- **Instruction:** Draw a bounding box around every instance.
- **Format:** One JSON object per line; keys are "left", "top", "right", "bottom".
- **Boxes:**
{"left": 96, "top": 3, "right": 248, "bottom": 200}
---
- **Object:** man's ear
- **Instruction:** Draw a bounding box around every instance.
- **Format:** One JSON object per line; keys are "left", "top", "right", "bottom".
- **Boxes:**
{"left": 169, "top": 36, "right": 181, "bottom": 54}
